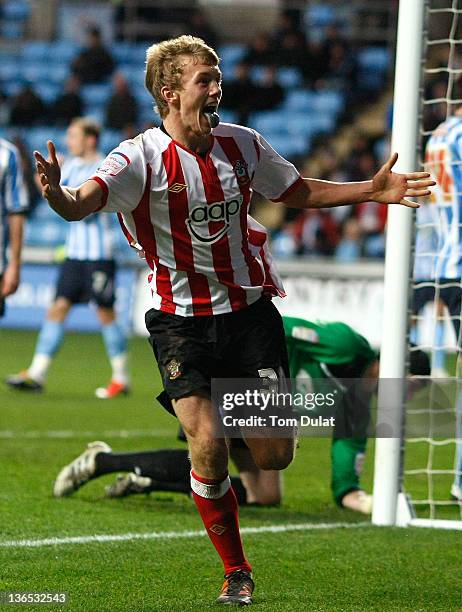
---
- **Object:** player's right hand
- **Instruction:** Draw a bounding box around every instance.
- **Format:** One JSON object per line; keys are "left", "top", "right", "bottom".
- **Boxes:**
{"left": 34, "top": 140, "right": 62, "bottom": 202}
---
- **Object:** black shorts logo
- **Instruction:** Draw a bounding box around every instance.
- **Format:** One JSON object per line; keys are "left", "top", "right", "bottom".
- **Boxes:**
{"left": 167, "top": 359, "right": 182, "bottom": 380}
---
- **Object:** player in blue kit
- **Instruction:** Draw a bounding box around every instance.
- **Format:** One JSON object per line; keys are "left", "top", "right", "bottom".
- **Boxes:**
{"left": 6, "top": 118, "right": 129, "bottom": 398}
{"left": 0, "top": 137, "right": 29, "bottom": 315}
{"left": 418, "top": 99, "right": 462, "bottom": 500}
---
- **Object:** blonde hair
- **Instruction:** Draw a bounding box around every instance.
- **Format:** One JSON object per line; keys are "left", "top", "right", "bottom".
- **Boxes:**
{"left": 145, "top": 35, "right": 220, "bottom": 119}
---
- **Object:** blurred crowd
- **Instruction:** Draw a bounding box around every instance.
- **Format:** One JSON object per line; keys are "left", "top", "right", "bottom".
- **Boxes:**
{"left": 0, "top": 6, "right": 400, "bottom": 261}
{"left": 262, "top": 135, "right": 389, "bottom": 262}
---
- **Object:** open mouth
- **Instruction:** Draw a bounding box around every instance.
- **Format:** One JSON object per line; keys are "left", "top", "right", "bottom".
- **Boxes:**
{"left": 202, "top": 104, "right": 220, "bottom": 128}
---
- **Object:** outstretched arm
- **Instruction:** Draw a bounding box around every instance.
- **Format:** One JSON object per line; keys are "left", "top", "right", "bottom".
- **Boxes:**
{"left": 283, "top": 153, "right": 435, "bottom": 210}
{"left": 34, "top": 141, "right": 104, "bottom": 221}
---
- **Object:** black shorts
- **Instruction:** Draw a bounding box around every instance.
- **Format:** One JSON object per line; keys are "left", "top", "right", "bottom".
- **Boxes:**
{"left": 412, "top": 279, "right": 462, "bottom": 340}
{"left": 55, "top": 259, "right": 116, "bottom": 308}
{"left": 146, "top": 296, "right": 289, "bottom": 403}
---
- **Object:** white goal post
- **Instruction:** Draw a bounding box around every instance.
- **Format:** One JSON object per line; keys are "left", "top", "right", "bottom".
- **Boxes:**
{"left": 372, "top": 0, "right": 462, "bottom": 530}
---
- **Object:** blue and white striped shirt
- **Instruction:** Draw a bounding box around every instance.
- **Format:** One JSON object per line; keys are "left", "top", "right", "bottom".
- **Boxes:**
{"left": 424, "top": 115, "right": 462, "bottom": 279}
{"left": 0, "top": 138, "right": 29, "bottom": 274}
{"left": 61, "top": 156, "right": 115, "bottom": 261}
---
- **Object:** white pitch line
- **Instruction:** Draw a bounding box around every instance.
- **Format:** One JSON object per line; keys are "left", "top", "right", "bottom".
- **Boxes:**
{"left": 0, "top": 429, "right": 172, "bottom": 440}
{"left": 0, "top": 522, "right": 369, "bottom": 549}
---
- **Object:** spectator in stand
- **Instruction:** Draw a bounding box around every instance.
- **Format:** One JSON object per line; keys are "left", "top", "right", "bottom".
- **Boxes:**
{"left": 188, "top": 9, "right": 218, "bottom": 49}
{"left": 105, "top": 72, "right": 139, "bottom": 131}
{"left": 243, "top": 32, "right": 275, "bottom": 67}
{"left": 221, "top": 61, "right": 259, "bottom": 124}
{"left": 276, "top": 31, "right": 307, "bottom": 74}
{"left": 423, "top": 78, "right": 448, "bottom": 135}
{"left": 0, "top": 87, "right": 9, "bottom": 126}
{"left": 299, "top": 40, "right": 329, "bottom": 87}
{"left": 318, "top": 24, "right": 356, "bottom": 91}
{"left": 270, "top": 9, "right": 303, "bottom": 47}
{"left": 293, "top": 209, "right": 340, "bottom": 256}
{"left": 71, "top": 26, "right": 114, "bottom": 84}
{"left": 334, "top": 217, "right": 363, "bottom": 263}
{"left": 49, "top": 75, "right": 83, "bottom": 127}
{"left": 10, "top": 83, "right": 46, "bottom": 126}
{"left": 253, "top": 65, "right": 284, "bottom": 112}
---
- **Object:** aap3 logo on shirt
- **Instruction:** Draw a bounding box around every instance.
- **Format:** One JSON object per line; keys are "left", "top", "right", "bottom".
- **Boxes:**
{"left": 187, "top": 194, "right": 243, "bottom": 244}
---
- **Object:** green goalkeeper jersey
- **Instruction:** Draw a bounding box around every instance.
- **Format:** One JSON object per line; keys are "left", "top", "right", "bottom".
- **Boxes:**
{"left": 282, "top": 316, "right": 377, "bottom": 383}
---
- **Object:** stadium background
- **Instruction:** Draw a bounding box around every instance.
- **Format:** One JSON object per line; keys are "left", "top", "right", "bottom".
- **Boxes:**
{"left": 1, "top": 2, "right": 460, "bottom": 611}
{"left": 0, "top": 0, "right": 404, "bottom": 344}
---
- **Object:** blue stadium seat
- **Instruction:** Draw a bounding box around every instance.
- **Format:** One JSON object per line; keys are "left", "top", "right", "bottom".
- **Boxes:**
{"left": 133, "top": 84, "right": 152, "bottom": 105}
{"left": 85, "top": 107, "right": 105, "bottom": 127}
{"left": 249, "top": 110, "right": 288, "bottom": 136}
{"left": 261, "top": 132, "right": 310, "bottom": 158}
{"left": 305, "top": 112, "right": 336, "bottom": 134}
{"left": 22, "top": 64, "right": 47, "bottom": 84}
{"left": 217, "top": 44, "right": 246, "bottom": 66}
{"left": 112, "top": 42, "right": 135, "bottom": 64}
{"left": 21, "top": 41, "right": 52, "bottom": 62}
{"left": 45, "top": 64, "right": 70, "bottom": 85}
{"left": 284, "top": 89, "right": 316, "bottom": 112}
{"left": 217, "top": 109, "right": 238, "bottom": 124}
{"left": 48, "top": 40, "right": 80, "bottom": 63}
{"left": 1, "top": 21, "right": 24, "bottom": 40}
{"left": 81, "top": 83, "right": 112, "bottom": 106}
{"left": 217, "top": 43, "right": 245, "bottom": 79}
{"left": 3, "top": 81, "right": 23, "bottom": 97}
{"left": 25, "top": 127, "right": 66, "bottom": 155}
{"left": 276, "top": 67, "right": 303, "bottom": 88}
{"left": 357, "top": 46, "right": 391, "bottom": 91}
{"left": 34, "top": 82, "right": 60, "bottom": 104}
{"left": 0, "top": 57, "right": 21, "bottom": 81}
{"left": 2, "top": 0, "right": 30, "bottom": 21}
{"left": 305, "top": 4, "right": 336, "bottom": 27}
{"left": 250, "top": 66, "right": 266, "bottom": 85}
{"left": 100, "top": 130, "right": 123, "bottom": 154}
{"left": 285, "top": 113, "right": 316, "bottom": 137}
{"left": 311, "top": 91, "right": 344, "bottom": 116}
{"left": 130, "top": 44, "right": 149, "bottom": 64}
{"left": 357, "top": 46, "right": 390, "bottom": 73}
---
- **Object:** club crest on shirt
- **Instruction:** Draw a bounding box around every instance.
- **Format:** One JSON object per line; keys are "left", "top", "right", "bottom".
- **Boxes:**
{"left": 97, "top": 152, "right": 130, "bottom": 176}
{"left": 233, "top": 159, "right": 250, "bottom": 186}
{"left": 166, "top": 359, "right": 182, "bottom": 380}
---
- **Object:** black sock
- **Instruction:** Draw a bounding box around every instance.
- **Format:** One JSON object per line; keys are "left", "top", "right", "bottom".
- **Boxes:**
{"left": 94, "top": 449, "right": 191, "bottom": 482}
{"left": 95, "top": 450, "right": 250, "bottom": 504}
{"left": 230, "top": 476, "right": 248, "bottom": 505}
{"left": 142, "top": 479, "right": 191, "bottom": 495}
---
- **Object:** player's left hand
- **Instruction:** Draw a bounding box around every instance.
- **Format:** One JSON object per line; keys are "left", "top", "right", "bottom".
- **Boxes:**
{"left": 0, "top": 262, "right": 20, "bottom": 297}
{"left": 370, "top": 152, "right": 435, "bottom": 208}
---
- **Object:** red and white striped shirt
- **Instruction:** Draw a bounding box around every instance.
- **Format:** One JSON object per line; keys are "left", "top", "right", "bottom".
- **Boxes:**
{"left": 91, "top": 123, "right": 303, "bottom": 316}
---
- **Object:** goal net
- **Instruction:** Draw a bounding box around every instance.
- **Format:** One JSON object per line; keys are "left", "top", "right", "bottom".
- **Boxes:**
{"left": 405, "top": 0, "right": 462, "bottom": 527}
{"left": 373, "top": 0, "right": 462, "bottom": 529}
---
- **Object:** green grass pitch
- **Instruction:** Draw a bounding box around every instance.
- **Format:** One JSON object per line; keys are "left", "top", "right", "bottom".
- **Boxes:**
{"left": 0, "top": 329, "right": 461, "bottom": 611}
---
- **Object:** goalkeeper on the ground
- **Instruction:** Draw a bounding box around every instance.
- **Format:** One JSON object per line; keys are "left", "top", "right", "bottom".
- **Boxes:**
{"left": 53, "top": 316, "right": 429, "bottom": 514}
